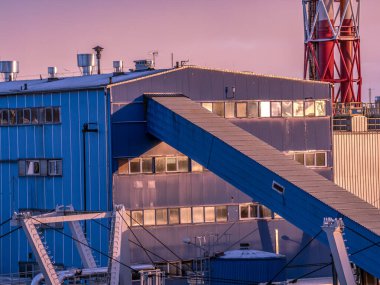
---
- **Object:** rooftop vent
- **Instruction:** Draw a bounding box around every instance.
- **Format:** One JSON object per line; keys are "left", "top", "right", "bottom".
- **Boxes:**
{"left": 77, "top": 54, "right": 95, "bottom": 76}
{"left": 113, "top": 60, "right": 124, "bottom": 75}
{"left": 133, "top": 59, "right": 153, "bottom": 72}
{"left": 47, "top": 66, "right": 59, "bottom": 81}
{"left": 0, "top": 61, "right": 19, "bottom": 82}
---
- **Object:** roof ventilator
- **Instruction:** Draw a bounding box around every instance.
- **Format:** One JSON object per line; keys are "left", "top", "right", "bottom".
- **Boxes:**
{"left": 0, "top": 60, "right": 19, "bottom": 82}
{"left": 48, "top": 67, "right": 59, "bottom": 81}
{"left": 77, "top": 54, "right": 95, "bottom": 76}
{"left": 113, "top": 60, "right": 124, "bottom": 76}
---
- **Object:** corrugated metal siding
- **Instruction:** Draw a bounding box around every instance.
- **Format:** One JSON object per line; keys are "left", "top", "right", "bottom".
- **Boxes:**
{"left": 0, "top": 90, "right": 109, "bottom": 273}
{"left": 333, "top": 132, "right": 380, "bottom": 208}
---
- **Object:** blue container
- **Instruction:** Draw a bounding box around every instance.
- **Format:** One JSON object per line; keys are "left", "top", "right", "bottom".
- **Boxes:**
{"left": 210, "top": 249, "right": 287, "bottom": 284}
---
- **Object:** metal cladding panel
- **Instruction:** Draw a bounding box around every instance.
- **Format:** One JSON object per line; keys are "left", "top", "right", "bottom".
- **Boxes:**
{"left": 333, "top": 132, "right": 380, "bottom": 208}
{"left": 146, "top": 95, "right": 380, "bottom": 278}
{"left": 0, "top": 90, "right": 109, "bottom": 273}
{"left": 210, "top": 256, "right": 287, "bottom": 284}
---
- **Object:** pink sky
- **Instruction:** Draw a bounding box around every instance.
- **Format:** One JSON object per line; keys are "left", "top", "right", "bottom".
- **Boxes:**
{"left": 0, "top": 0, "right": 379, "bottom": 101}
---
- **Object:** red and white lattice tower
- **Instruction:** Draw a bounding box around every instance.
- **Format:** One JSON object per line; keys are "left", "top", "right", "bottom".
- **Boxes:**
{"left": 303, "top": 0, "right": 362, "bottom": 103}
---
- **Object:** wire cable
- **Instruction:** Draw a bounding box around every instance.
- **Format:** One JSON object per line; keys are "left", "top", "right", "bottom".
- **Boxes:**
{"left": 288, "top": 262, "right": 332, "bottom": 283}
{"left": 0, "top": 217, "right": 12, "bottom": 227}
{"left": 266, "top": 229, "right": 323, "bottom": 285}
{"left": 0, "top": 226, "right": 22, "bottom": 239}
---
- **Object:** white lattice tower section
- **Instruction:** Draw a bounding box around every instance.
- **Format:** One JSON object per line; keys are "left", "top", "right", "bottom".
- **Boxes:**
{"left": 21, "top": 217, "right": 60, "bottom": 285}
{"left": 108, "top": 205, "right": 124, "bottom": 285}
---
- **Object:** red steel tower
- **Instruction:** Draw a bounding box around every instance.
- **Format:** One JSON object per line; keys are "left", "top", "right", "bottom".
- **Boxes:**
{"left": 303, "top": 0, "right": 362, "bottom": 103}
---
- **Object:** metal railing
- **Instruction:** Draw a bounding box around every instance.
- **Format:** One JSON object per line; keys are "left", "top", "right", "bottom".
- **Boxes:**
{"left": 333, "top": 102, "right": 380, "bottom": 117}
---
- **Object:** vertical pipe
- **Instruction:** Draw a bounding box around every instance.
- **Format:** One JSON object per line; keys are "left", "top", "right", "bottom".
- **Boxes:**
{"left": 340, "top": 0, "right": 354, "bottom": 102}
{"left": 275, "top": 228, "right": 279, "bottom": 254}
{"left": 317, "top": 0, "right": 335, "bottom": 81}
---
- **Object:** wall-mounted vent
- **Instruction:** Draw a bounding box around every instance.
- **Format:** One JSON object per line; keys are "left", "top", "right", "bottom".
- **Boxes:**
{"left": 133, "top": 59, "right": 153, "bottom": 72}
{"left": 272, "top": 181, "right": 285, "bottom": 194}
{"left": 0, "top": 61, "right": 19, "bottom": 82}
{"left": 113, "top": 60, "right": 124, "bottom": 75}
{"left": 77, "top": 54, "right": 95, "bottom": 76}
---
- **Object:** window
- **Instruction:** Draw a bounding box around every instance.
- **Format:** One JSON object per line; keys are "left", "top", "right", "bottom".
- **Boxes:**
{"left": 178, "top": 156, "right": 189, "bottom": 172}
{"left": 144, "top": 210, "right": 155, "bottom": 226}
{"left": 26, "top": 160, "right": 41, "bottom": 176}
{"left": 45, "top": 107, "right": 53, "bottom": 123}
{"left": 239, "top": 204, "right": 258, "bottom": 219}
{"left": 17, "top": 109, "right": 23, "bottom": 124}
{"left": 315, "top": 100, "right": 326, "bottom": 116}
{"left": 9, "top": 110, "right": 16, "bottom": 125}
{"left": 118, "top": 159, "right": 129, "bottom": 174}
{"left": 141, "top": 158, "right": 153, "bottom": 173}
{"left": 258, "top": 205, "right": 272, "bottom": 218}
{"left": 205, "top": 207, "right": 215, "bottom": 222}
{"left": 236, "top": 102, "right": 247, "bottom": 118}
{"left": 225, "top": 102, "right": 235, "bottom": 118}
{"left": 169, "top": 208, "right": 180, "bottom": 224}
{"left": 247, "top": 102, "right": 259, "bottom": 118}
{"left": 155, "top": 157, "right": 166, "bottom": 173}
{"left": 294, "top": 153, "right": 304, "bottom": 165}
{"left": 281, "top": 101, "right": 292, "bottom": 117}
{"left": 293, "top": 101, "right": 304, "bottom": 117}
{"left": 305, "top": 153, "right": 315, "bottom": 166}
{"left": 129, "top": 158, "right": 141, "bottom": 174}
{"left": 131, "top": 211, "right": 143, "bottom": 226}
{"left": 48, "top": 160, "right": 62, "bottom": 176}
{"left": 166, "top": 157, "right": 178, "bottom": 172}
{"left": 216, "top": 206, "right": 227, "bottom": 222}
{"left": 156, "top": 209, "right": 168, "bottom": 225}
{"left": 316, "top": 152, "right": 326, "bottom": 166}
{"left": 201, "top": 103, "right": 212, "bottom": 112}
{"left": 259, "top": 101, "right": 270, "bottom": 117}
{"left": 191, "top": 160, "right": 203, "bottom": 172}
{"left": 304, "top": 101, "right": 315, "bottom": 116}
{"left": 192, "top": 207, "right": 204, "bottom": 223}
{"left": 23, "top": 109, "right": 31, "bottom": 124}
{"left": 0, "top": 110, "right": 8, "bottom": 125}
{"left": 53, "top": 107, "right": 60, "bottom": 123}
{"left": 213, "top": 102, "right": 225, "bottom": 117}
{"left": 31, "top": 108, "right": 38, "bottom": 124}
{"left": 271, "top": 102, "right": 281, "bottom": 117}
{"left": 180, "top": 207, "right": 192, "bottom": 224}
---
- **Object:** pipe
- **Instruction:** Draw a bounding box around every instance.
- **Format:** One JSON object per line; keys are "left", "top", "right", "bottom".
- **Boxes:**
{"left": 340, "top": 0, "right": 354, "bottom": 102}
{"left": 317, "top": 0, "right": 335, "bottom": 81}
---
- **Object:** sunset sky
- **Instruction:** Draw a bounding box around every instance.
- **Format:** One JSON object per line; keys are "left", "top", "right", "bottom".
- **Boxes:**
{"left": 0, "top": 0, "right": 379, "bottom": 101}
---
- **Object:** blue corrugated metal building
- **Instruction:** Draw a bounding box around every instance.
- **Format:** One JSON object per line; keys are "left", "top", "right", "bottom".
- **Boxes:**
{"left": 0, "top": 65, "right": 333, "bottom": 279}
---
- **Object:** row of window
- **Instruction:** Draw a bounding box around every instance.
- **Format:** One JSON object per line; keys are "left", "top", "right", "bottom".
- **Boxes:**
{"left": 239, "top": 203, "right": 273, "bottom": 220}
{"left": 128, "top": 206, "right": 228, "bottom": 226}
{"left": 201, "top": 100, "right": 327, "bottom": 119}
{"left": 118, "top": 156, "right": 205, "bottom": 175}
{"left": 18, "top": 159, "right": 63, "bottom": 176}
{"left": 288, "top": 151, "right": 327, "bottom": 167}
{"left": 0, "top": 107, "right": 61, "bottom": 126}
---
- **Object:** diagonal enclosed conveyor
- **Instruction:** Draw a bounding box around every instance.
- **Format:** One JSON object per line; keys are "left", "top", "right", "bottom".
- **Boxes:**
{"left": 145, "top": 94, "right": 380, "bottom": 278}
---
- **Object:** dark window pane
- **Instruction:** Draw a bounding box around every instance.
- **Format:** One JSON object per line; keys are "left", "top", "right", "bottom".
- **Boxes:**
{"left": 166, "top": 157, "right": 177, "bottom": 172}
{"left": 294, "top": 153, "right": 304, "bottom": 165}
{"left": 23, "top": 109, "right": 31, "bottom": 124}
{"left": 212, "top": 102, "right": 225, "bottom": 117}
{"left": 249, "top": 204, "right": 258, "bottom": 218}
{"left": 9, "top": 110, "right": 16, "bottom": 125}
{"left": 17, "top": 109, "right": 23, "bottom": 124}
{"left": 45, "top": 108, "right": 53, "bottom": 123}
{"left": 1, "top": 110, "right": 8, "bottom": 125}
{"left": 247, "top": 102, "right": 259, "bottom": 118}
{"left": 169, "top": 208, "right": 180, "bottom": 224}
{"left": 129, "top": 158, "right": 141, "bottom": 173}
{"left": 31, "top": 108, "right": 38, "bottom": 124}
{"left": 26, "top": 160, "right": 40, "bottom": 176}
{"left": 141, "top": 158, "right": 153, "bottom": 173}
{"left": 316, "top": 152, "right": 326, "bottom": 166}
{"left": 240, "top": 205, "right": 249, "bottom": 219}
{"left": 155, "top": 157, "right": 166, "bottom": 173}
{"left": 259, "top": 205, "right": 272, "bottom": 218}
{"left": 38, "top": 108, "right": 45, "bottom": 123}
{"left": 53, "top": 108, "right": 60, "bottom": 123}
